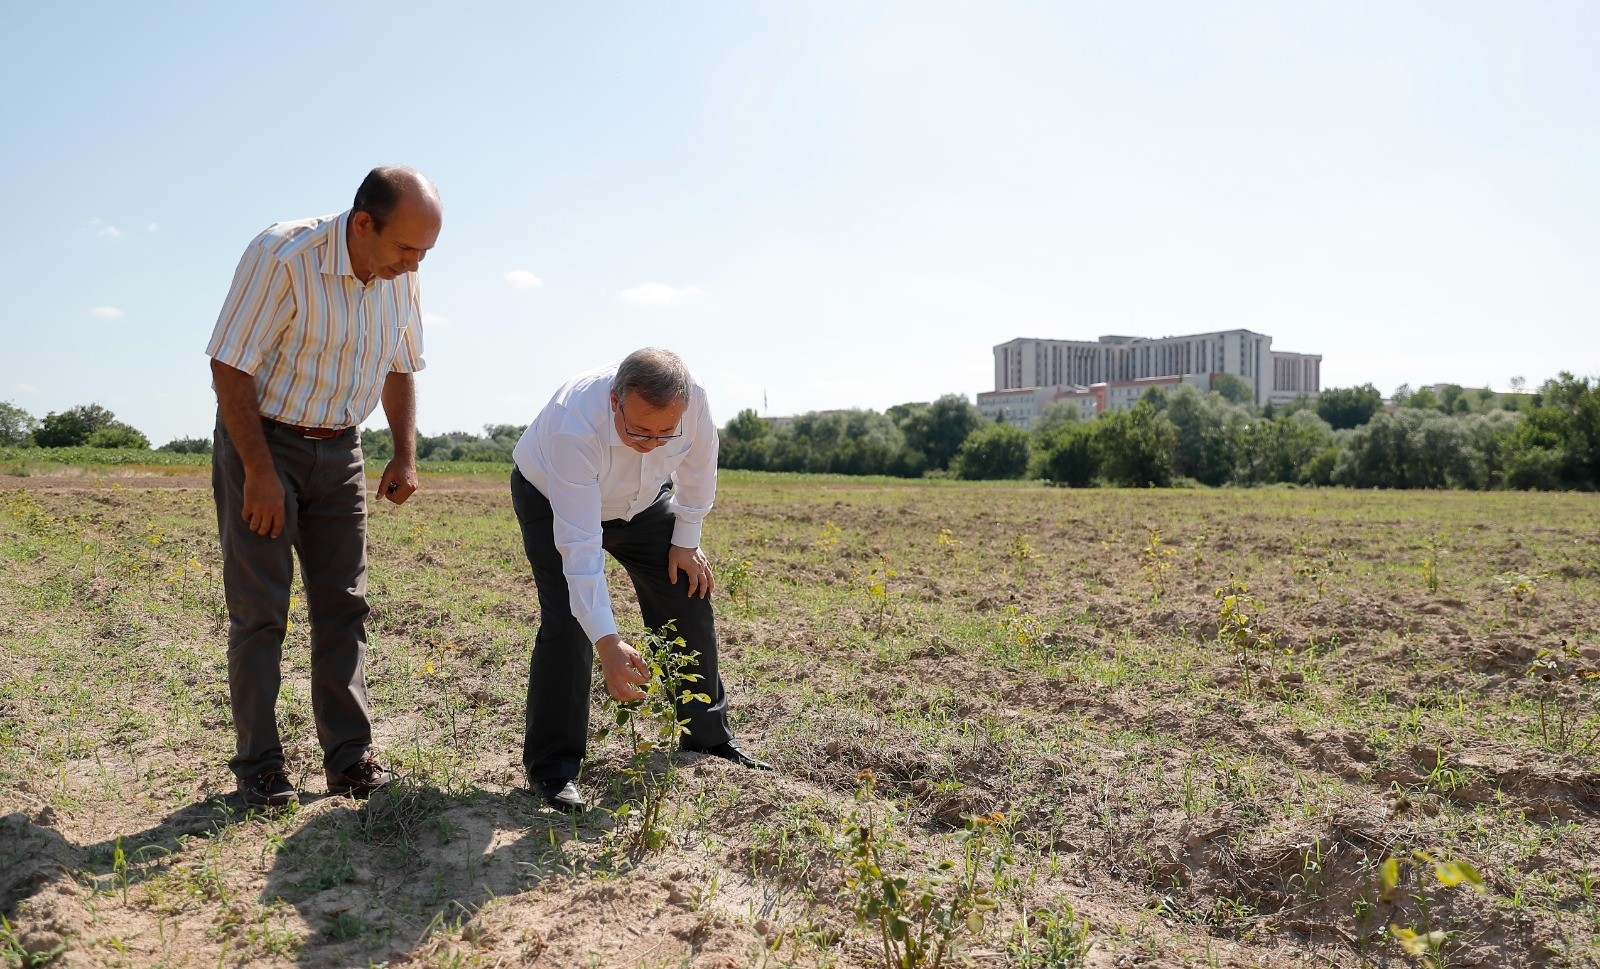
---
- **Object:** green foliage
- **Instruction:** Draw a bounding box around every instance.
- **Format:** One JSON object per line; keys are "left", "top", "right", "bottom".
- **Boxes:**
{"left": 1212, "top": 372, "right": 1255, "bottom": 406}
{"left": 900, "top": 395, "right": 985, "bottom": 472}
{"left": 0, "top": 402, "right": 39, "bottom": 446}
{"left": 1095, "top": 401, "right": 1175, "bottom": 487}
{"left": 1316, "top": 383, "right": 1383, "bottom": 430}
{"left": 1165, "top": 385, "right": 1249, "bottom": 486}
{"left": 600, "top": 625, "right": 710, "bottom": 852}
{"left": 1031, "top": 399, "right": 1081, "bottom": 434}
{"left": 33, "top": 404, "right": 119, "bottom": 448}
{"left": 723, "top": 407, "right": 769, "bottom": 442}
{"left": 158, "top": 436, "right": 213, "bottom": 454}
{"left": 842, "top": 773, "right": 1002, "bottom": 969}
{"left": 86, "top": 423, "right": 149, "bottom": 449}
{"left": 1031, "top": 422, "right": 1098, "bottom": 487}
{"left": 952, "top": 423, "right": 1030, "bottom": 480}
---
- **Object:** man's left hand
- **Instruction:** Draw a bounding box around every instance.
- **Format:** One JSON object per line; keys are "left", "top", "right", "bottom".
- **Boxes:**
{"left": 667, "top": 544, "right": 714, "bottom": 598}
{"left": 377, "top": 460, "right": 418, "bottom": 505}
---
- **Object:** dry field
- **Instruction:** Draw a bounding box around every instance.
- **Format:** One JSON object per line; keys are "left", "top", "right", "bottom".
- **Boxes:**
{"left": 2, "top": 468, "right": 1598, "bottom": 968}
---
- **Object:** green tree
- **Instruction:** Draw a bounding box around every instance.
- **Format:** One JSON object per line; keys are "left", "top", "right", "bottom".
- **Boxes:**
{"left": 722, "top": 408, "right": 768, "bottom": 443}
{"left": 1033, "top": 422, "right": 1099, "bottom": 487}
{"left": 1315, "top": 383, "right": 1383, "bottom": 430}
{"left": 1096, "top": 401, "right": 1175, "bottom": 487}
{"left": 1032, "top": 398, "right": 1081, "bottom": 434}
{"left": 34, "top": 404, "right": 118, "bottom": 447}
{"left": 899, "top": 394, "right": 984, "bottom": 472}
{"left": 0, "top": 401, "right": 38, "bottom": 445}
{"left": 952, "top": 423, "right": 1031, "bottom": 480}
{"left": 1404, "top": 386, "right": 1441, "bottom": 411}
{"left": 1165, "top": 385, "right": 1249, "bottom": 485}
{"left": 1213, "top": 373, "right": 1255, "bottom": 407}
{"left": 87, "top": 423, "right": 150, "bottom": 449}
{"left": 159, "top": 436, "right": 213, "bottom": 454}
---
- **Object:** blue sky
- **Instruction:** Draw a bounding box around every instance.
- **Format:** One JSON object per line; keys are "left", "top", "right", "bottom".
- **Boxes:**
{"left": 2, "top": 1, "right": 1597, "bottom": 445}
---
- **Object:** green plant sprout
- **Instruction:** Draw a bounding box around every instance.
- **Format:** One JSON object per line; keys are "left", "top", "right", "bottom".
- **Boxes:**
{"left": 1215, "top": 578, "right": 1273, "bottom": 696}
{"left": 601, "top": 623, "right": 710, "bottom": 852}
{"left": 1140, "top": 528, "right": 1175, "bottom": 600}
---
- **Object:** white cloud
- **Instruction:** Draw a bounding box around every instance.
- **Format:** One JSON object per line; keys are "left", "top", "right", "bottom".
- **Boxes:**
{"left": 504, "top": 270, "right": 544, "bottom": 290}
{"left": 13, "top": 384, "right": 39, "bottom": 395}
{"left": 423, "top": 313, "right": 455, "bottom": 328}
{"left": 618, "top": 283, "right": 701, "bottom": 306}
{"left": 87, "top": 219, "right": 122, "bottom": 238}
{"left": 147, "top": 223, "right": 159, "bottom": 232}
{"left": 91, "top": 306, "right": 124, "bottom": 320}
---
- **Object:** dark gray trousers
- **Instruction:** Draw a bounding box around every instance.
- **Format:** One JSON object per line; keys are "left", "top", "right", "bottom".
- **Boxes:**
{"left": 213, "top": 415, "right": 374, "bottom": 781}
{"left": 511, "top": 467, "right": 731, "bottom": 783}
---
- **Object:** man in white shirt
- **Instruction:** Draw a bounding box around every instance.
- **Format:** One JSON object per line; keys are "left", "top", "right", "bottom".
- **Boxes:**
{"left": 511, "top": 347, "right": 770, "bottom": 812}
{"left": 207, "top": 166, "right": 440, "bottom": 808}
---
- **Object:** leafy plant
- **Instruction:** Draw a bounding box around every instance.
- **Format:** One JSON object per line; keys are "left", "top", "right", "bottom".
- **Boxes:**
{"left": 1139, "top": 528, "right": 1175, "bottom": 600}
{"left": 841, "top": 773, "right": 1001, "bottom": 969}
{"left": 603, "top": 624, "right": 710, "bottom": 851}
{"left": 1214, "top": 578, "right": 1273, "bottom": 695}
{"left": 1007, "top": 899, "right": 1090, "bottom": 967}
{"left": 1526, "top": 640, "right": 1600, "bottom": 753}
{"left": 1377, "top": 849, "right": 1486, "bottom": 966}
{"left": 865, "top": 558, "right": 896, "bottom": 638}
{"left": 724, "top": 559, "right": 755, "bottom": 606}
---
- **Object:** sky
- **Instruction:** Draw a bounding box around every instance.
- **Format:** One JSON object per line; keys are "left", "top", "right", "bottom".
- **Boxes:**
{"left": 2, "top": 1, "right": 1597, "bottom": 445}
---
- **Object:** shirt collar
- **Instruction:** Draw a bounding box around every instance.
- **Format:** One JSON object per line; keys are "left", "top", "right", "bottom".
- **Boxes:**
{"left": 321, "top": 210, "right": 358, "bottom": 279}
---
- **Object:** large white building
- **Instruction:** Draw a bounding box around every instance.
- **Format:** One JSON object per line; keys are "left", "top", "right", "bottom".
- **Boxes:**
{"left": 978, "top": 329, "right": 1321, "bottom": 426}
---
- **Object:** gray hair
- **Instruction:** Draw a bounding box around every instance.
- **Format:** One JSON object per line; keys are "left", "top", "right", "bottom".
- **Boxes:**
{"left": 614, "top": 348, "right": 692, "bottom": 409}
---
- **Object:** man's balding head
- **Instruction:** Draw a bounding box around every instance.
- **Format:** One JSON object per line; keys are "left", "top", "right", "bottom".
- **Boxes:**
{"left": 353, "top": 166, "right": 441, "bottom": 233}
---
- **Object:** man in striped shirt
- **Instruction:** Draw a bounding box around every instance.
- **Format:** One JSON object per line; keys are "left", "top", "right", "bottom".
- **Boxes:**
{"left": 205, "top": 166, "right": 441, "bottom": 808}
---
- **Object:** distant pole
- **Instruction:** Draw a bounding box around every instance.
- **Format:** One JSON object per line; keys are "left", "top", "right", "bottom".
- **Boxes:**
{"left": 763, "top": 389, "right": 768, "bottom": 415}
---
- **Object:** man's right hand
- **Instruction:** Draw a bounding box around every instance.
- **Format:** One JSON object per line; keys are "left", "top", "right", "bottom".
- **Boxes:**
{"left": 242, "top": 472, "right": 287, "bottom": 538}
{"left": 596, "top": 634, "right": 652, "bottom": 702}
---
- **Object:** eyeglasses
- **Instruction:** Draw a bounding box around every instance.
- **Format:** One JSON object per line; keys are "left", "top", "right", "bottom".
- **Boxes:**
{"left": 621, "top": 426, "right": 683, "bottom": 444}
{"left": 614, "top": 394, "right": 684, "bottom": 443}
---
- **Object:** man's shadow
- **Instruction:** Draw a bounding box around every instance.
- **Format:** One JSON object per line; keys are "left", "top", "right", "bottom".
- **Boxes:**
{"left": 3, "top": 779, "right": 620, "bottom": 968}
{"left": 261, "top": 779, "right": 618, "bottom": 966}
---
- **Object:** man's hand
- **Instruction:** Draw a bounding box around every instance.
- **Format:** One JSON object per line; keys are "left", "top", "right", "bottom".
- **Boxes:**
{"left": 596, "top": 634, "right": 652, "bottom": 702}
{"left": 242, "top": 471, "right": 286, "bottom": 538}
{"left": 377, "top": 459, "right": 418, "bottom": 505}
{"left": 667, "top": 544, "right": 715, "bottom": 598}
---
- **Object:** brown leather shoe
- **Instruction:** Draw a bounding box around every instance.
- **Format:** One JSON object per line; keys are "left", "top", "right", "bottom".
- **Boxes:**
{"left": 325, "top": 753, "right": 393, "bottom": 797}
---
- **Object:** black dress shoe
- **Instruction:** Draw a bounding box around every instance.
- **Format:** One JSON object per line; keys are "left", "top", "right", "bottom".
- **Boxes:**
{"left": 688, "top": 740, "right": 773, "bottom": 771}
{"left": 535, "top": 778, "right": 586, "bottom": 813}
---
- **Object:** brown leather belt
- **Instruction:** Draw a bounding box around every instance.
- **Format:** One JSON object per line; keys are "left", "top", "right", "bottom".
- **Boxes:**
{"left": 264, "top": 418, "right": 352, "bottom": 440}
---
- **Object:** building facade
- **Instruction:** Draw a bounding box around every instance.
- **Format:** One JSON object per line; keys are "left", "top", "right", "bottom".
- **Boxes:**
{"left": 988, "top": 329, "right": 1320, "bottom": 409}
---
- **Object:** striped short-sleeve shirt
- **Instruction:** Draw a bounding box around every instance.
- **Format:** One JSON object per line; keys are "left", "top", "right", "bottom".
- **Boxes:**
{"left": 205, "top": 211, "right": 426, "bottom": 429}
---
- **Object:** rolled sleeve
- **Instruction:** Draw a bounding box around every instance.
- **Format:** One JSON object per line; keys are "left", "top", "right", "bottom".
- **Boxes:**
{"left": 205, "top": 236, "right": 292, "bottom": 374}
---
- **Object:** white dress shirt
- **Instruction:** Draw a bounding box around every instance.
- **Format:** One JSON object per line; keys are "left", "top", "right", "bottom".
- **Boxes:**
{"left": 206, "top": 211, "right": 426, "bottom": 429}
{"left": 512, "top": 365, "right": 719, "bottom": 643}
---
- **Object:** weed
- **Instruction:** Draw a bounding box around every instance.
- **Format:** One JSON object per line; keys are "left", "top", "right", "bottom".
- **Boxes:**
{"left": 1009, "top": 534, "right": 1034, "bottom": 565}
{"left": 1000, "top": 606, "right": 1044, "bottom": 651}
{"left": 936, "top": 527, "right": 960, "bottom": 562}
{"left": 1525, "top": 640, "right": 1600, "bottom": 754}
{"left": 816, "top": 521, "right": 843, "bottom": 553}
{"left": 1008, "top": 899, "right": 1090, "bottom": 967}
{"left": 1376, "top": 849, "right": 1486, "bottom": 966}
{"left": 865, "top": 558, "right": 896, "bottom": 638}
{"left": 1420, "top": 534, "right": 1444, "bottom": 593}
{"left": 1214, "top": 579, "right": 1272, "bottom": 696}
{"left": 1139, "top": 528, "right": 1174, "bottom": 600}
{"left": 840, "top": 772, "right": 1001, "bottom": 969}
{"left": 602, "top": 624, "right": 710, "bottom": 852}
{"left": 724, "top": 559, "right": 756, "bottom": 606}
{"left": 1, "top": 913, "right": 67, "bottom": 967}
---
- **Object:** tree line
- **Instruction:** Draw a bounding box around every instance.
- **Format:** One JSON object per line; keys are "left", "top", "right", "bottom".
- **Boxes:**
{"left": 6, "top": 373, "right": 1596, "bottom": 490}
{"left": 718, "top": 375, "right": 1600, "bottom": 491}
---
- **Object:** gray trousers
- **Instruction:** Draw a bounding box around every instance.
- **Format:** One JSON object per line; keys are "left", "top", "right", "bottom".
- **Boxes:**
{"left": 212, "top": 415, "right": 373, "bottom": 781}
{"left": 511, "top": 467, "right": 732, "bottom": 783}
